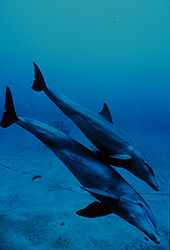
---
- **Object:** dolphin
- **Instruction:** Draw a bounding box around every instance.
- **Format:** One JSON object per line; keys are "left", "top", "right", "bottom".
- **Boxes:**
{"left": 31, "top": 63, "right": 159, "bottom": 191}
{"left": 0, "top": 86, "right": 161, "bottom": 244}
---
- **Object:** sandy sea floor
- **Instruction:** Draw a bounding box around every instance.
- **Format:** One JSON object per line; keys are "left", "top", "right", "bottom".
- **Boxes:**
{"left": 0, "top": 125, "right": 169, "bottom": 250}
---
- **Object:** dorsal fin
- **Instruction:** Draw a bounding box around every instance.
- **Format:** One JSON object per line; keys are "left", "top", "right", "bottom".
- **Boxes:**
{"left": 98, "top": 103, "right": 113, "bottom": 124}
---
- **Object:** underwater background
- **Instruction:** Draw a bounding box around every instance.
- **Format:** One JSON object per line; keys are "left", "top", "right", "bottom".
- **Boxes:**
{"left": 0, "top": 1, "right": 169, "bottom": 249}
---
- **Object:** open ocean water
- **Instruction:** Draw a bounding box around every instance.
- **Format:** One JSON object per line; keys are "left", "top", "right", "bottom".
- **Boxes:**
{"left": 0, "top": 1, "right": 169, "bottom": 249}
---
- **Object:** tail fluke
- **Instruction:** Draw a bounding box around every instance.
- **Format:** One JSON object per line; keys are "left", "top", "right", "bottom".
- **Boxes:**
{"left": 32, "top": 62, "right": 47, "bottom": 91}
{"left": 0, "top": 86, "right": 18, "bottom": 128}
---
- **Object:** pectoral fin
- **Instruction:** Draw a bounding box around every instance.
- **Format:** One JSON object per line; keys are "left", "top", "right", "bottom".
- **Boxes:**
{"left": 111, "top": 154, "right": 132, "bottom": 161}
{"left": 76, "top": 201, "right": 113, "bottom": 218}
{"left": 109, "top": 154, "right": 132, "bottom": 167}
{"left": 81, "top": 186, "right": 119, "bottom": 200}
{"left": 98, "top": 103, "right": 113, "bottom": 124}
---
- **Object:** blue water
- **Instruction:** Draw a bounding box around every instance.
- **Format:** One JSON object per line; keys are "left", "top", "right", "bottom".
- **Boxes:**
{"left": 0, "top": 1, "right": 169, "bottom": 249}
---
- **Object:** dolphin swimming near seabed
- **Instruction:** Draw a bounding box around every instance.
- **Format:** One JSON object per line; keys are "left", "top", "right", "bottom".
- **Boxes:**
{"left": 31, "top": 63, "right": 159, "bottom": 191}
{"left": 0, "top": 86, "right": 161, "bottom": 244}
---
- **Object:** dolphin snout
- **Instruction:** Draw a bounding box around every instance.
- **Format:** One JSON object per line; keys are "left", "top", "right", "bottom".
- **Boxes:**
{"left": 143, "top": 201, "right": 161, "bottom": 244}
{"left": 151, "top": 183, "right": 159, "bottom": 192}
{"left": 155, "top": 234, "right": 161, "bottom": 244}
{"left": 148, "top": 179, "right": 159, "bottom": 192}
{"left": 150, "top": 231, "right": 161, "bottom": 244}
{"left": 142, "top": 215, "right": 161, "bottom": 244}
{"left": 144, "top": 162, "right": 159, "bottom": 191}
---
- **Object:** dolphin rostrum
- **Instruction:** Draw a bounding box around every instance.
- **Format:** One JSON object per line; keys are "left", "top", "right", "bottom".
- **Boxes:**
{"left": 0, "top": 86, "right": 161, "bottom": 244}
{"left": 31, "top": 63, "right": 159, "bottom": 191}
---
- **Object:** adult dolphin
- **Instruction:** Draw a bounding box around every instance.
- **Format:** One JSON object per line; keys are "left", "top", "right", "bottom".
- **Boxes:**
{"left": 0, "top": 86, "right": 161, "bottom": 244}
{"left": 32, "top": 63, "right": 159, "bottom": 191}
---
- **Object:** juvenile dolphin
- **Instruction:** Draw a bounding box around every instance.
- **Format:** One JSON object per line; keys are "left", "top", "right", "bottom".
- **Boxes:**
{"left": 0, "top": 86, "right": 161, "bottom": 244}
{"left": 31, "top": 63, "right": 159, "bottom": 191}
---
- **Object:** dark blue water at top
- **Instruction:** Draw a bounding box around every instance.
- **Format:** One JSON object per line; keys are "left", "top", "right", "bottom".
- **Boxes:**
{"left": 0, "top": 0, "right": 169, "bottom": 136}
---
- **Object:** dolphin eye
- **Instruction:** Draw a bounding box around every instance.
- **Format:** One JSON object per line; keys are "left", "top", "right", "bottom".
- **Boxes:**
{"left": 138, "top": 202, "right": 143, "bottom": 207}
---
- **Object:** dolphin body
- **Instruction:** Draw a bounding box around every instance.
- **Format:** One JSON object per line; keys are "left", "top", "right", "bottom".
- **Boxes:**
{"left": 0, "top": 87, "right": 161, "bottom": 244}
{"left": 32, "top": 63, "right": 159, "bottom": 191}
